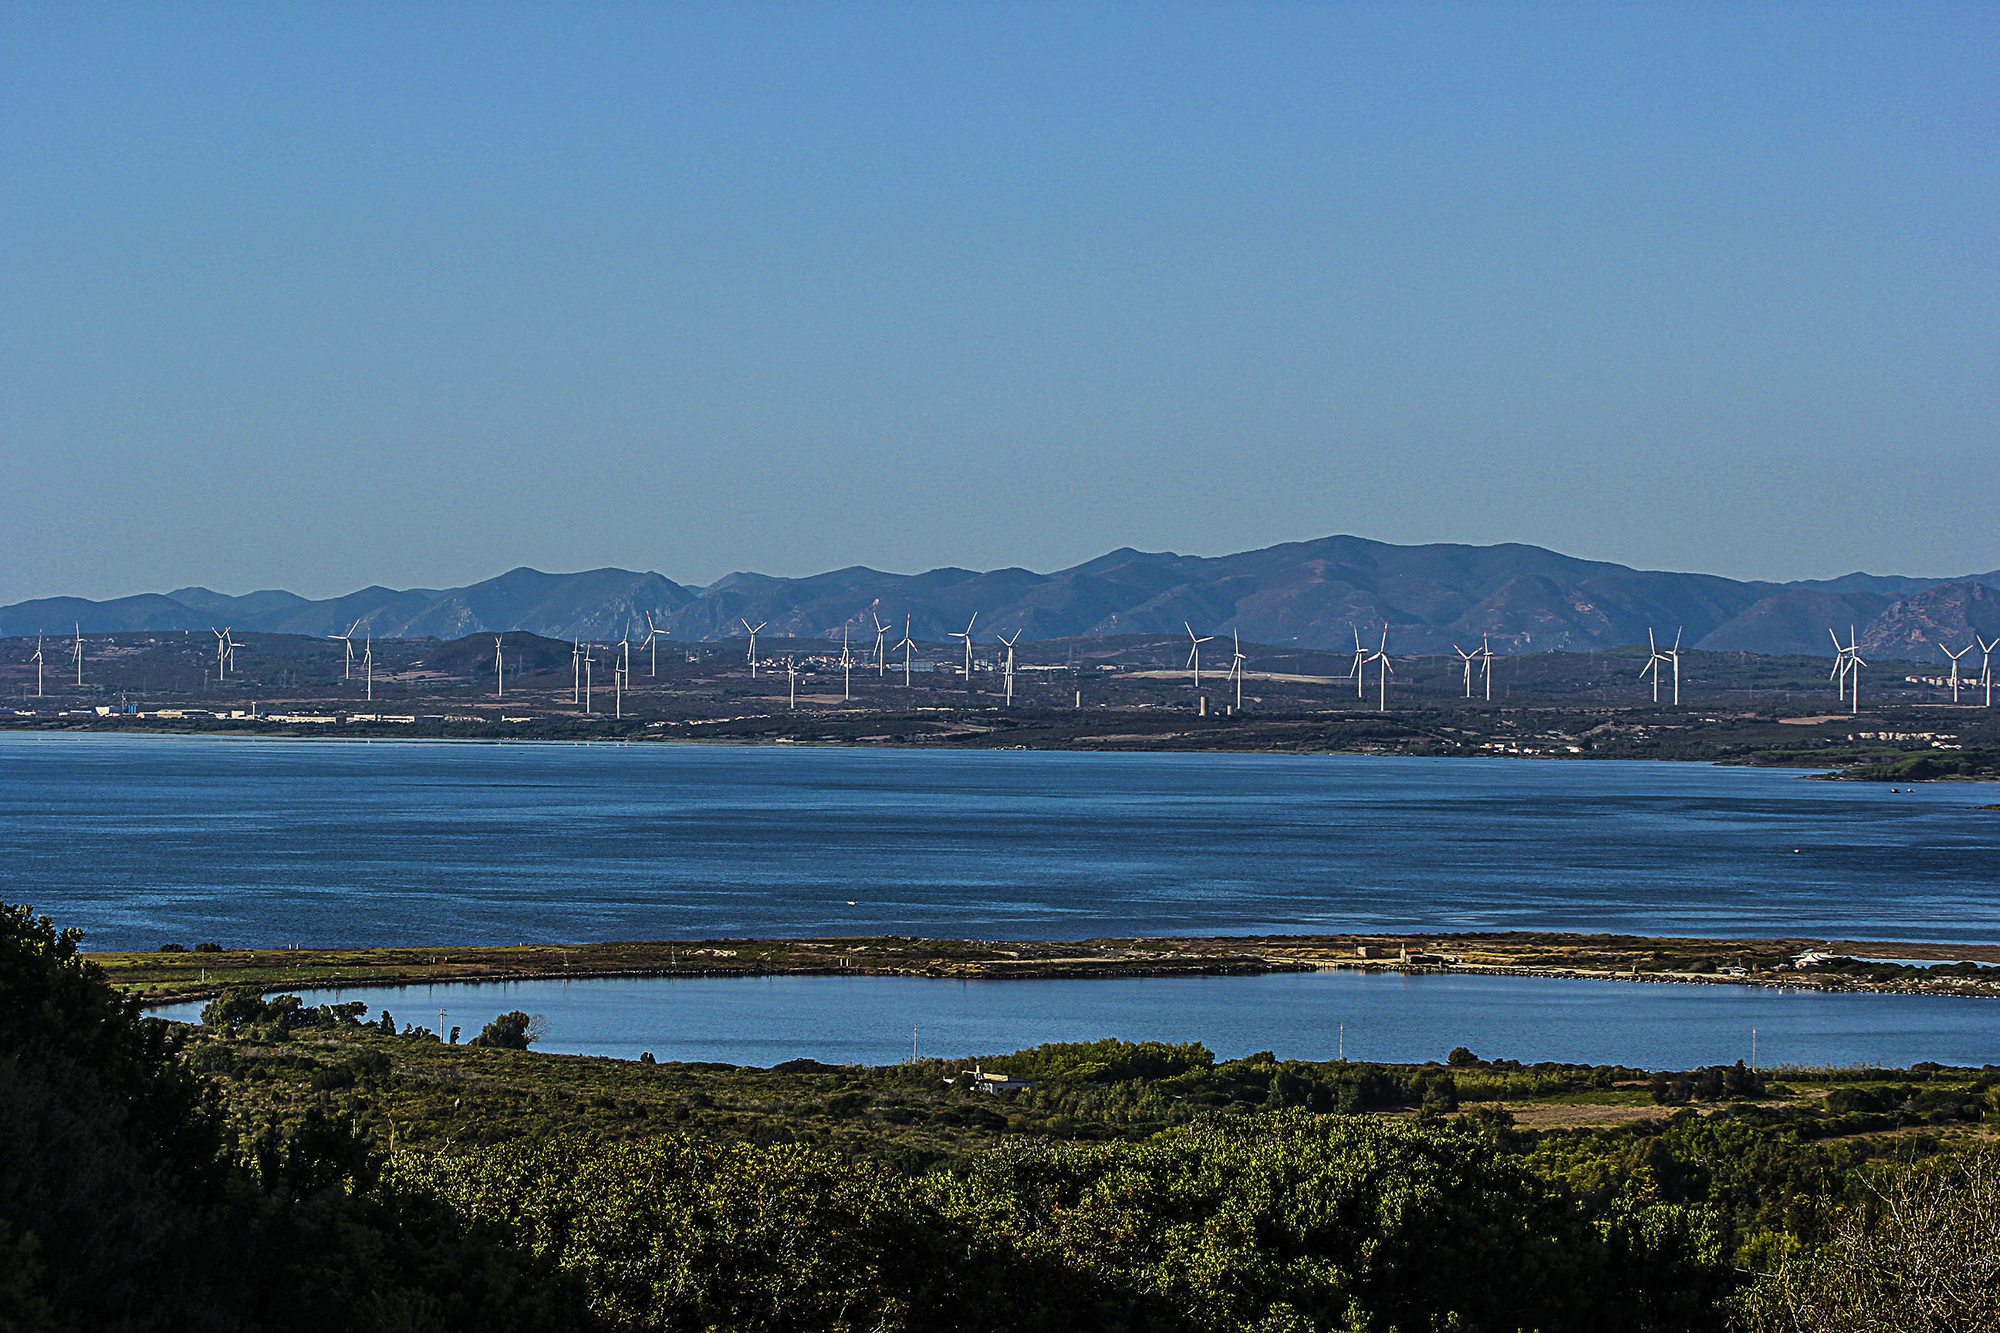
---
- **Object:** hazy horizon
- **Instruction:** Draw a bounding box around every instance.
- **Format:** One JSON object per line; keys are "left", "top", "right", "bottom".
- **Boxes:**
{"left": 5, "top": 4, "right": 1995, "bottom": 604}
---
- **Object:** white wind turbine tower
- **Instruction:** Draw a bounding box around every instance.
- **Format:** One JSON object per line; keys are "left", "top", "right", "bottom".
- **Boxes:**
{"left": 1829, "top": 628, "right": 1865, "bottom": 714}
{"left": 493, "top": 636, "right": 505, "bottom": 698}
{"left": 1639, "top": 629, "right": 1671, "bottom": 704}
{"left": 1829, "top": 628, "right": 1855, "bottom": 708}
{"left": 998, "top": 630, "right": 1021, "bottom": 706}
{"left": 1348, "top": 628, "right": 1367, "bottom": 700}
{"left": 1364, "top": 626, "right": 1394, "bottom": 711}
{"left": 619, "top": 637, "right": 632, "bottom": 696}
{"left": 1453, "top": 644, "right": 1478, "bottom": 698}
{"left": 1937, "top": 639, "right": 1972, "bottom": 703}
{"left": 363, "top": 634, "right": 374, "bottom": 702}
{"left": 583, "top": 644, "right": 595, "bottom": 713}
{"left": 872, "top": 614, "right": 889, "bottom": 676}
{"left": 742, "top": 620, "right": 766, "bottom": 678}
{"left": 331, "top": 620, "right": 361, "bottom": 679}
{"left": 71, "top": 623, "right": 83, "bottom": 686}
{"left": 614, "top": 646, "right": 625, "bottom": 719}
{"left": 1979, "top": 635, "right": 1997, "bottom": 708}
{"left": 571, "top": 637, "right": 582, "bottom": 704}
{"left": 642, "top": 614, "right": 670, "bottom": 677}
{"left": 894, "top": 616, "right": 916, "bottom": 687}
{"left": 31, "top": 634, "right": 44, "bottom": 697}
{"left": 213, "top": 628, "right": 231, "bottom": 680}
{"left": 840, "top": 625, "right": 853, "bottom": 701}
{"left": 1479, "top": 635, "right": 1495, "bottom": 702}
{"left": 785, "top": 657, "right": 797, "bottom": 709}
{"left": 1227, "top": 630, "right": 1247, "bottom": 711}
{"left": 1184, "top": 623, "right": 1214, "bottom": 689}
{"left": 950, "top": 614, "right": 978, "bottom": 680}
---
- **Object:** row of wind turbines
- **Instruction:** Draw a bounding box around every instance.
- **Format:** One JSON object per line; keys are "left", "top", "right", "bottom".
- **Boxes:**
{"left": 22, "top": 615, "right": 1997, "bottom": 716}
{"left": 1829, "top": 627, "right": 1999, "bottom": 712}
{"left": 26, "top": 626, "right": 88, "bottom": 695}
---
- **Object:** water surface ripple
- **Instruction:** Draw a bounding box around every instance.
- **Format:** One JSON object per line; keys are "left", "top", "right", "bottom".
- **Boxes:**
{"left": 6, "top": 733, "right": 1996, "bottom": 950}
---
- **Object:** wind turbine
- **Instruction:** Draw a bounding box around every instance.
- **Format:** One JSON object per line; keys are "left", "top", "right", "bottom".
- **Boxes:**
{"left": 950, "top": 614, "right": 978, "bottom": 680}
{"left": 213, "top": 628, "right": 231, "bottom": 680}
{"left": 1640, "top": 629, "right": 1671, "bottom": 704}
{"left": 1364, "top": 626, "right": 1393, "bottom": 711}
{"left": 1184, "top": 623, "right": 1213, "bottom": 689}
{"left": 363, "top": 634, "right": 374, "bottom": 702}
{"left": 1829, "top": 628, "right": 1864, "bottom": 714}
{"left": 840, "top": 626, "right": 853, "bottom": 701}
{"left": 493, "top": 635, "right": 505, "bottom": 698}
{"left": 571, "top": 637, "right": 582, "bottom": 704}
{"left": 1479, "top": 635, "right": 1495, "bottom": 702}
{"left": 614, "top": 647, "right": 624, "bottom": 719}
{"left": 71, "top": 623, "right": 83, "bottom": 686}
{"left": 1829, "top": 628, "right": 1858, "bottom": 709}
{"left": 619, "top": 637, "right": 632, "bottom": 696}
{"left": 31, "top": 634, "right": 44, "bottom": 697}
{"left": 642, "top": 614, "right": 670, "bottom": 677}
{"left": 742, "top": 620, "right": 766, "bottom": 678}
{"left": 998, "top": 630, "right": 1020, "bottom": 706}
{"left": 1978, "top": 635, "right": 1997, "bottom": 708}
{"left": 1456, "top": 640, "right": 1488, "bottom": 696}
{"left": 872, "top": 614, "right": 889, "bottom": 676}
{"left": 894, "top": 616, "right": 916, "bottom": 687}
{"left": 583, "top": 644, "right": 594, "bottom": 713}
{"left": 786, "top": 656, "right": 797, "bottom": 709}
{"left": 1349, "top": 628, "right": 1367, "bottom": 700}
{"left": 1226, "top": 630, "right": 1247, "bottom": 711}
{"left": 331, "top": 620, "right": 361, "bottom": 679}
{"left": 1937, "top": 639, "right": 1972, "bottom": 703}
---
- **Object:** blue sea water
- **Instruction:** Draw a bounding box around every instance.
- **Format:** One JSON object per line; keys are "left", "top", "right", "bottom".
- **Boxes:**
{"left": 5, "top": 732, "right": 1996, "bottom": 950}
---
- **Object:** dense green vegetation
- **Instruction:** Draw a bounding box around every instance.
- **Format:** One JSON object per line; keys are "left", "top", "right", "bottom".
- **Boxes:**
{"left": 1828, "top": 744, "right": 2000, "bottom": 781}
{"left": 7, "top": 903, "right": 2000, "bottom": 1332}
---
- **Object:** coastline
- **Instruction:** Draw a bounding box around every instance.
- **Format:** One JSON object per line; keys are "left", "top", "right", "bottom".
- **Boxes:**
{"left": 9, "top": 718, "right": 1997, "bottom": 787}
{"left": 113, "top": 929, "right": 2000, "bottom": 1007}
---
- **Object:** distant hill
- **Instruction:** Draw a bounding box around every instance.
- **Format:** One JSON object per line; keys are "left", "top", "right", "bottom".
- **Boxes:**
{"left": 5, "top": 537, "right": 1997, "bottom": 659}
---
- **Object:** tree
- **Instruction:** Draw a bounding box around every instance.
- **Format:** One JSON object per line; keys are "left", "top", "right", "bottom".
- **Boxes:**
{"left": 1743, "top": 1151, "right": 2000, "bottom": 1332}
{"left": 967, "top": 1111, "right": 1619, "bottom": 1331}
{"left": 472, "top": 1011, "right": 539, "bottom": 1050}
{"left": 1, "top": 901, "right": 232, "bottom": 1328}
{"left": 0, "top": 900, "right": 590, "bottom": 1332}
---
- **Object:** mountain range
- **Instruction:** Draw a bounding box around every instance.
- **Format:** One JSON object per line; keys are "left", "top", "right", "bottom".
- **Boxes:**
{"left": 6, "top": 536, "right": 1998, "bottom": 660}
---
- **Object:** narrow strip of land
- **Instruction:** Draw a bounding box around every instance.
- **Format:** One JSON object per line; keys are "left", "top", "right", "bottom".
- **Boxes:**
{"left": 107, "top": 930, "right": 2000, "bottom": 1005}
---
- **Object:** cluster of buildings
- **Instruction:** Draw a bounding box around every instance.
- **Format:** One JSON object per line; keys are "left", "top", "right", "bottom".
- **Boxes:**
{"left": 1846, "top": 730, "right": 1961, "bottom": 748}
{"left": 9, "top": 706, "right": 539, "bottom": 724}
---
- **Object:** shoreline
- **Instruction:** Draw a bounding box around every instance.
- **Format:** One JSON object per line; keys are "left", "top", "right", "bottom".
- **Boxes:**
{"left": 114, "top": 930, "right": 2000, "bottom": 1007}
{"left": 9, "top": 719, "right": 1997, "bottom": 786}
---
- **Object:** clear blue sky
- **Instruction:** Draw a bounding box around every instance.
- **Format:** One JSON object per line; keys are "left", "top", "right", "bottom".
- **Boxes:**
{"left": 3, "top": 2, "right": 1994, "bottom": 602}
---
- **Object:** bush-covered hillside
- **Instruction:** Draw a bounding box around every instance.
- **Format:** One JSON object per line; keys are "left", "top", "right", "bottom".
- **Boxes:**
{"left": 6, "top": 901, "right": 1998, "bottom": 1332}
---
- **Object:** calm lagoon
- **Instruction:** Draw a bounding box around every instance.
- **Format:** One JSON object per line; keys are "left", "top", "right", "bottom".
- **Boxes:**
{"left": 153, "top": 970, "right": 2000, "bottom": 1070}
